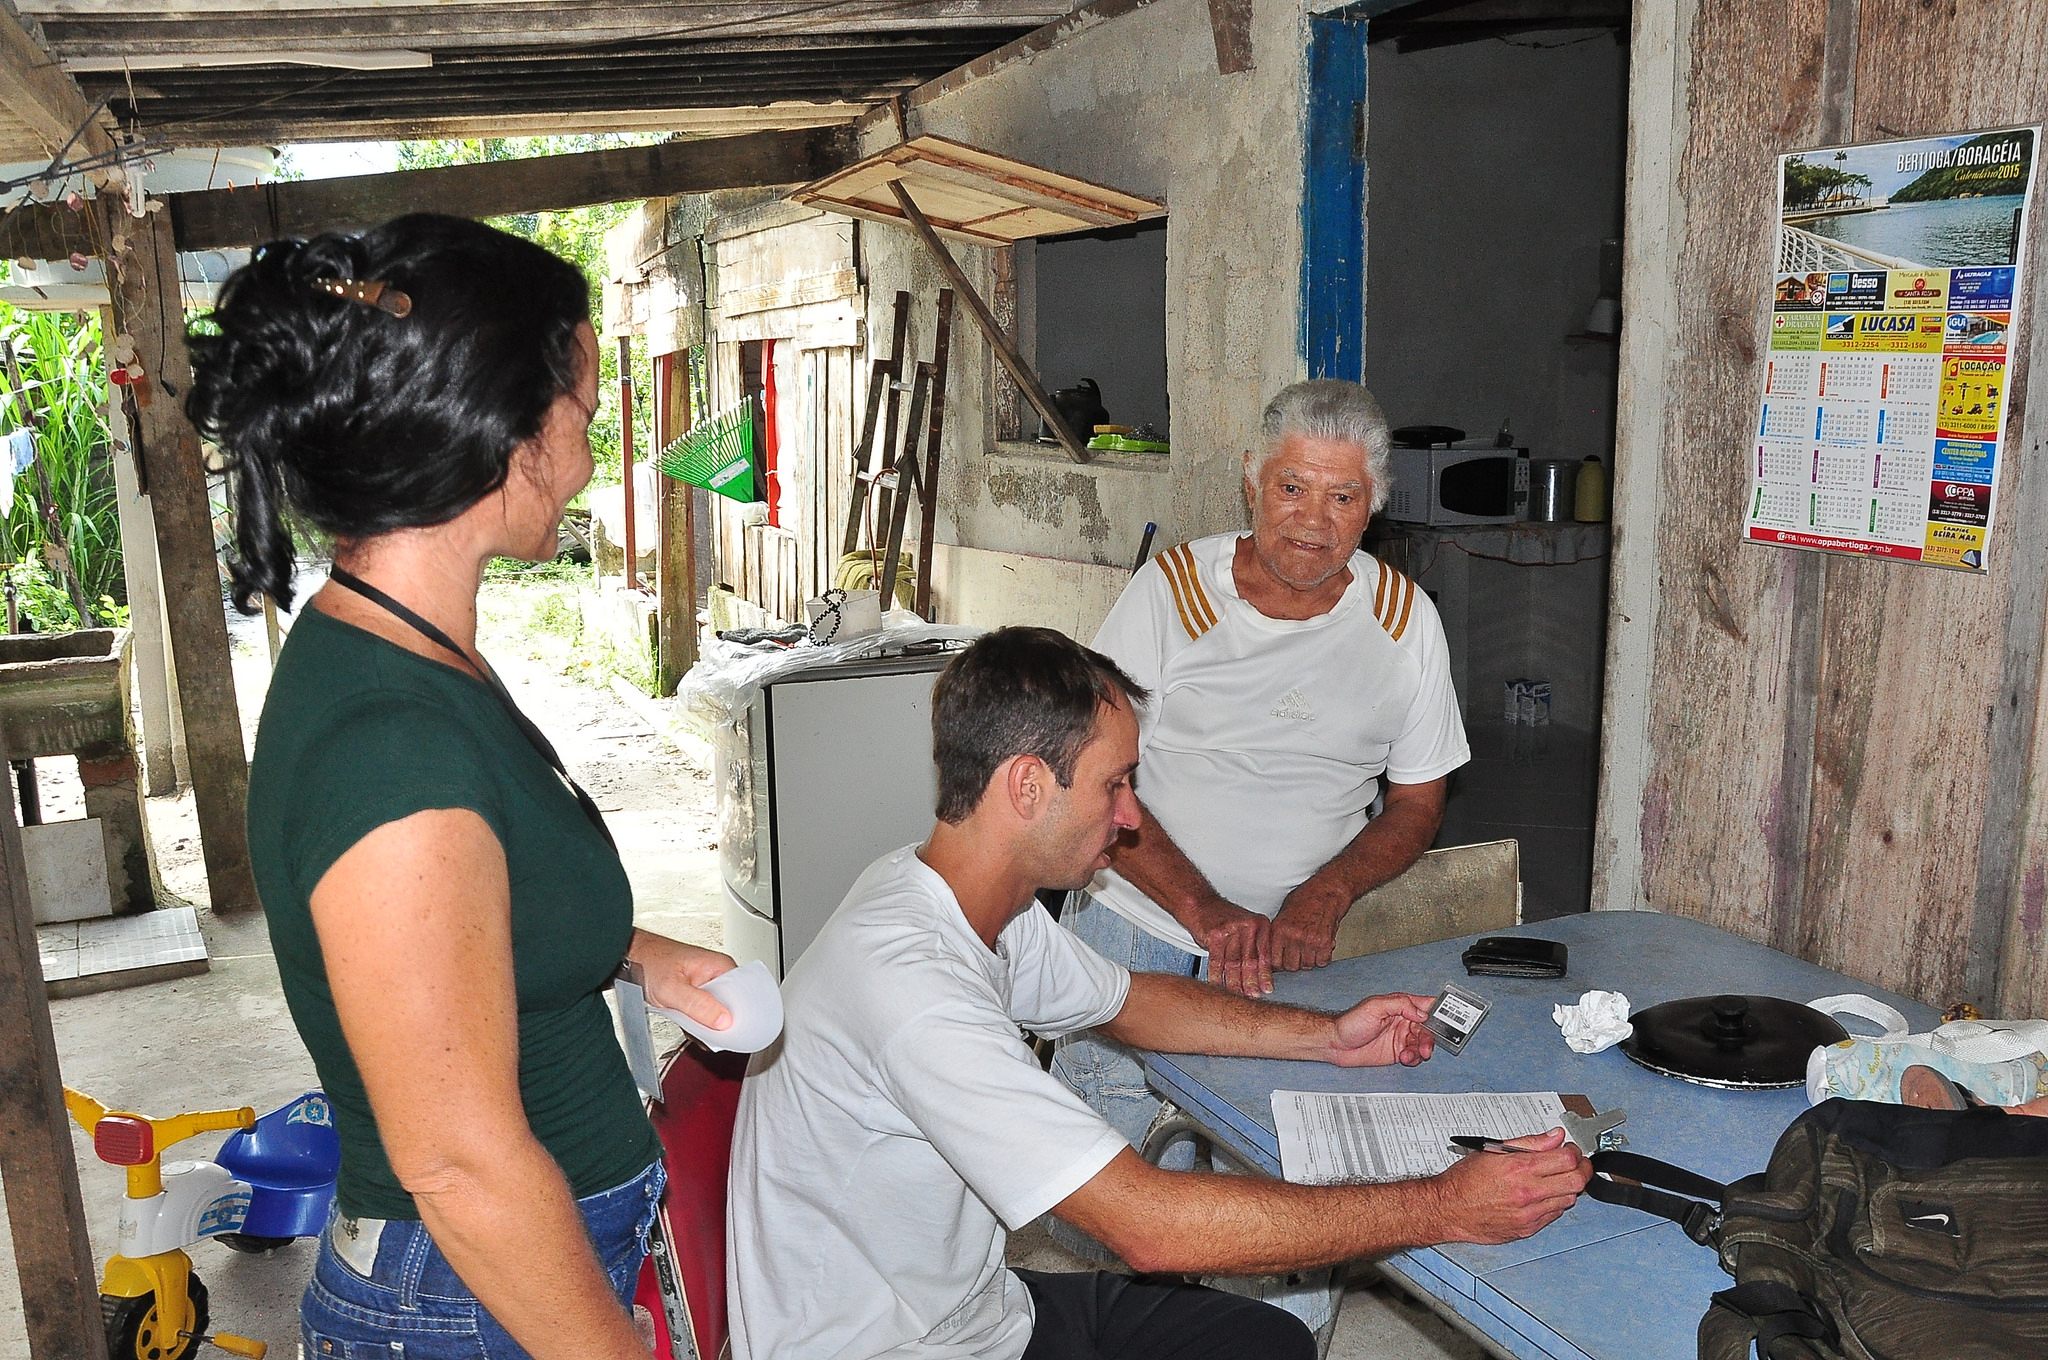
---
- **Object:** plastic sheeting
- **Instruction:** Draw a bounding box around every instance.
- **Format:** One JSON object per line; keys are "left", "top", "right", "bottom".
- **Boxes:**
{"left": 679, "top": 614, "right": 981, "bottom": 730}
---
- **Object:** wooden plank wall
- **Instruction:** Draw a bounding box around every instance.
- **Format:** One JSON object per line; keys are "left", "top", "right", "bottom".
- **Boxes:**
{"left": 797, "top": 347, "right": 859, "bottom": 601}
{"left": 1615, "top": 0, "right": 2048, "bottom": 1015}
{"left": 706, "top": 343, "right": 856, "bottom": 626}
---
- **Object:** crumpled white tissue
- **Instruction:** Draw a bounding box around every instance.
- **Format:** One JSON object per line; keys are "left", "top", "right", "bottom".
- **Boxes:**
{"left": 1553, "top": 990, "right": 1633, "bottom": 1054}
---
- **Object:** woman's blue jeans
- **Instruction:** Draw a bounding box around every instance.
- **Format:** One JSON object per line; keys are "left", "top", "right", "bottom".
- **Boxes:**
{"left": 301, "top": 1159, "right": 666, "bottom": 1360}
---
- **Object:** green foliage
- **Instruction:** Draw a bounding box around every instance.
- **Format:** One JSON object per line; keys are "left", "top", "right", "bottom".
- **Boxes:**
{"left": 268, "top": 147, "right": 307, "bottom": 183}
{"left": 483, "top": 553, "right": 589, "bottom": 585}
{"left": 393, "top": 136, "right": 661, "bottom": 492}
{"left": 529, "top": 589, "right": 582, "bottom": 639}
{"left": 7, "top": 550, "right": 81, "bottom": 633}
{"left": 476, "top": 574, "right": 653, "bottom": 693}
{"left": 1783, "top": 155, "right": 1875, "bottom": 210}
{"left": 0, "top": 305, "right": 125, "bottom": 628}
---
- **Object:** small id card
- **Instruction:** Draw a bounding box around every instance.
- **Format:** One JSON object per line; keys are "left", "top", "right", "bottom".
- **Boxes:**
{"left": 1424, "top": 982, "right": 1491, "bottom": 1055}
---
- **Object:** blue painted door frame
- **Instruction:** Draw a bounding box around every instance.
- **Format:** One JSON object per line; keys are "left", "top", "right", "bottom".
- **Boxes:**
{"left": 1302, "top": 11, "right": 1370, "bottom": 380}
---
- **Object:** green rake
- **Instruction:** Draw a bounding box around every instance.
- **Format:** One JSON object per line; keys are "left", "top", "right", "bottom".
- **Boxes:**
{"left": 659, "top": 397, "right": 759, "bottom": 502}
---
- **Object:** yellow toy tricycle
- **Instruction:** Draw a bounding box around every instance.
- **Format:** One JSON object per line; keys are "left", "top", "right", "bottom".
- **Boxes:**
{"left": 66, "top": 1086, "right": 342, "bottom": 1360}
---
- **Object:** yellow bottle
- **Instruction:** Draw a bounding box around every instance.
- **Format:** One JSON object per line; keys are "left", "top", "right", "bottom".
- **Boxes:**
{"left": 1574, "top": 455, "right": 1609, "bottom": 522}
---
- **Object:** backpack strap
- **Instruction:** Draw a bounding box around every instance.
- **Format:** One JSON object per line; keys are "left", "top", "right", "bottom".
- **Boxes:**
{"left": 1707, "top": 1281, "right": 1840, "bottom": 1359}
{"left": 1586, "top": 1150, "right": 1727, "bottom": 1244}
{"left": 1809, "top": 992, "right": 2048, "bottom": 1064}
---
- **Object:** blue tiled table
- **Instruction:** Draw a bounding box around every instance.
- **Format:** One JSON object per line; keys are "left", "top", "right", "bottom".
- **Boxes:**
{"left": 1143, "top": 911, "right": 1936, "bottom": 1360}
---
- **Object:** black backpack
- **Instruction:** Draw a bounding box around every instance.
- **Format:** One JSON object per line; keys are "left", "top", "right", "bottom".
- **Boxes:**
{"left": 1585, "top": 1098, "right": 2048, "bottom": 1359}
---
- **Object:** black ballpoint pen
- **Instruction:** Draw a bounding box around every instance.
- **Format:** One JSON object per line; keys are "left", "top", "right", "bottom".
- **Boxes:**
{"left": 1449, "top": 1136, "right": 1535, "bottom": 1154}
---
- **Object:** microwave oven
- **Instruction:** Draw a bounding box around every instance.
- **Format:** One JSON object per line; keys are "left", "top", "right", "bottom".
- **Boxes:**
{"left": 1384, "top": 443, "right": 1529, "bottom": 525}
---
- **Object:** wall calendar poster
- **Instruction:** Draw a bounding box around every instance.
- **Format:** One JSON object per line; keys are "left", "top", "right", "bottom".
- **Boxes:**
{"left": 1745, "top": 127, "right": 2038, "bottom": 571}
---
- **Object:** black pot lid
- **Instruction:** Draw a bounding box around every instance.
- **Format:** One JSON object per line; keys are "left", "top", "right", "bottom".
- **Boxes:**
{"left": 1620, "top": 994, "right": 1850, "bottom": 1090}
{"left": 1390, "top": 424, "right": 1466, "bottom": 448}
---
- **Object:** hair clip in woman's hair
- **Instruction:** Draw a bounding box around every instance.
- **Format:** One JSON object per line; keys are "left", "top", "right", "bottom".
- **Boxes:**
{"left": 312, "top": 277, "right": 412, "bottom": 318}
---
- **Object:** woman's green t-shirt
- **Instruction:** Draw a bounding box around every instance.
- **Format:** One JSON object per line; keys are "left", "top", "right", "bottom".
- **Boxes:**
{"left": 247, "top": 606, "right": 660, "bottom": 1220}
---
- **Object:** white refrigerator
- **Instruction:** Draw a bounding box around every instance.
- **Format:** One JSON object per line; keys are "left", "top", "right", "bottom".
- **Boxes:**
{"left": 717, "top": 651, "right": 951, "bottom": 978}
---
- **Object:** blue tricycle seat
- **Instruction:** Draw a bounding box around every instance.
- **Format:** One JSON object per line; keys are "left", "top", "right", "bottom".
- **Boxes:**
{"left": 216, "top": 1091, "right": 341, "bottom": 1240}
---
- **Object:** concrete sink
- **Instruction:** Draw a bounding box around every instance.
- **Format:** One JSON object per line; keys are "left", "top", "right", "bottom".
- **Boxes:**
{"left": 0, "top": 627, "right": 161, "bottom": 914}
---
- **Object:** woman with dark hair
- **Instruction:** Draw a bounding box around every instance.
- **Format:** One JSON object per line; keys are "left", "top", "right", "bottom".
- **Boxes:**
{"left": 191, "top": 213, "right": 732, "bottom": 1360}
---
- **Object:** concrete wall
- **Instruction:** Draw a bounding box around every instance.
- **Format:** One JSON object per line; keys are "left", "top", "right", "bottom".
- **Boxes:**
{"left": 856, "top": 0, "right": 1310, "bottom": 575}
{"left": 1364, "top": 31, "right": 1628, "bottom": 466}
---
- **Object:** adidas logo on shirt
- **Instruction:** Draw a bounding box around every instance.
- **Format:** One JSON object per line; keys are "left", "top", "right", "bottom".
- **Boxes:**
{"left": 1270, "top": 688, "right": 1317, "bottom": 723}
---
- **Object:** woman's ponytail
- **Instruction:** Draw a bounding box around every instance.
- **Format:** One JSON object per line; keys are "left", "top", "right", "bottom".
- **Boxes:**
{"left": 184, "top": 215, "right": 590, "bottom": 613}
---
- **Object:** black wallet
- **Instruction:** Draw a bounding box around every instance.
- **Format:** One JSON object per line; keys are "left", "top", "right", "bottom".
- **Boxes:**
{"left": 1461, "top": 936, "right": 1567, "bottom": 978}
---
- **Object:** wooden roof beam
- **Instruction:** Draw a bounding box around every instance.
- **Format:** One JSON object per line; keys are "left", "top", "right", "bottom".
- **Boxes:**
{"left": 137, "top": 104, "right": 865, "bottom": 149}
{"left": 36, "top": 1, "right": 1081, "bottom": 53}
{"left": 0, "top": 3, "right": 115, "bottom": 160}
{"left": 0, "top": 123, "right": 858, "bottom": 259}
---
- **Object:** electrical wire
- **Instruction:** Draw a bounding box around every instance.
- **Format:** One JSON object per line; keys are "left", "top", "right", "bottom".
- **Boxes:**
{"left": 128, "top": 70, "right": 356, "bottom": 135}
{"left": 98, "top": 0, "right": 946, "bottom": 149}
{"left": 1494, "top": 31, "right": 1612, "bottom": 51}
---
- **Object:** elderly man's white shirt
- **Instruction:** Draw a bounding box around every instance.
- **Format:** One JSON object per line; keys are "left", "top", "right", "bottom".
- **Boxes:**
{"left": 1088, "top": 533, "right": 1470, "bottom": 954}
{"left": 726, "top": 846, "right": 1133, "bottom": 1360}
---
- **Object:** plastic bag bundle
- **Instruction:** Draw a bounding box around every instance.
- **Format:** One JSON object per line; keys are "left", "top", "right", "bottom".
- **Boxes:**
{"left": 679, "top": 614, "right": 982, "bottom": 731}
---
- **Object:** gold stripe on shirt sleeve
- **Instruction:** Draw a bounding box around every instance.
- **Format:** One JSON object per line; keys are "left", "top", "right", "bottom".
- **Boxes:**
{"left": 1158, "top": 550, "right": 1202, "bottom": 641}
{"left": 1373, "top": 558, "right": 1390, "bottom": 622}
{"left": 1162, "top": 546, "right": 1216, "bottom": 640}
{"left": 1171, "top": 548, "right": 1196, "bottom": 639}
{"left": 1390, "top": 570, "right": 1416, "bottom": 641}
{"left": 1181, "top": 546, "right": 1220, "bottom": 631}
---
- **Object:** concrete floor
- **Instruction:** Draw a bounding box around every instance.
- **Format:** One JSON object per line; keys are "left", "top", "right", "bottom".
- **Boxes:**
{"left": 0, "top": 582, "right": 1477, "bottom": 1360}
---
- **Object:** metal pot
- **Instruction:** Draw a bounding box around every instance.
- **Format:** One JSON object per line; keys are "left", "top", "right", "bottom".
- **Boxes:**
{"left": 1048, "top": 378, "right": 1108, "bottom": 442}
{"left": 1620, "top": 994, "right": 1851, "bottom": 1090}
{"left": 1528, "top": 459, "right": 1579, "bottom": 522}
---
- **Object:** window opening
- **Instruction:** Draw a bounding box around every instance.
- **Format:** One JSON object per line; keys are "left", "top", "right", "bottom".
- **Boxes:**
{"left": 1010, "top": 217, "right": 1169, "bottom": 447}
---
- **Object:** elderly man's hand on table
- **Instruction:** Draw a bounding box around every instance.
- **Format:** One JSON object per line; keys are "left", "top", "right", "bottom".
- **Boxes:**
{"left": 1270, "top": 876, "right": 1354, "bottom": 972}
{"left": 1186, "top": 894, "right": 1274, "bottom": 997}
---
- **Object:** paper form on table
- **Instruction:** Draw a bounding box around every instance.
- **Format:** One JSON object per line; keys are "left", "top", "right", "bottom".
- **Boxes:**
{"left": 1271, "top": 1091, "right": 1569, "bottom": 1185}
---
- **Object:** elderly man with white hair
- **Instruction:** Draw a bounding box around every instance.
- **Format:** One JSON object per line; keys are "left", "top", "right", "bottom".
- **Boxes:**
{"left": 1050, "top": 380, "right": 1470, "bottom": 1321}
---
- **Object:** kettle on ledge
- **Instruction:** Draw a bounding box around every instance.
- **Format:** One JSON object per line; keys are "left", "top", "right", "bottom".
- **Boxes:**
{"left": 1047, "top": 378, "right": 1109, "bottom": 442}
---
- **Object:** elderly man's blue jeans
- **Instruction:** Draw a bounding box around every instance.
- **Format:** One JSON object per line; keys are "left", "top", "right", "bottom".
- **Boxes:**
{"left": 1052, "top": 893, "right": 1206, "bottom": 1175}
{"left": 1051, "top": 894, "right": 1339, "bottom": 1336}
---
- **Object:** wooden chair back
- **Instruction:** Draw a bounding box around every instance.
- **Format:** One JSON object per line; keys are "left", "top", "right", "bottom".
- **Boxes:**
{"left": 1330, "top": 838, "right": 1522, "bottom": 961}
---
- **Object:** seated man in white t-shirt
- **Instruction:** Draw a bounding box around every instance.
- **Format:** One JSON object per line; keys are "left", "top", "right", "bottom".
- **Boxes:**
{"left": 726, "top": 627, "right": 1588, "bottom": 1360}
